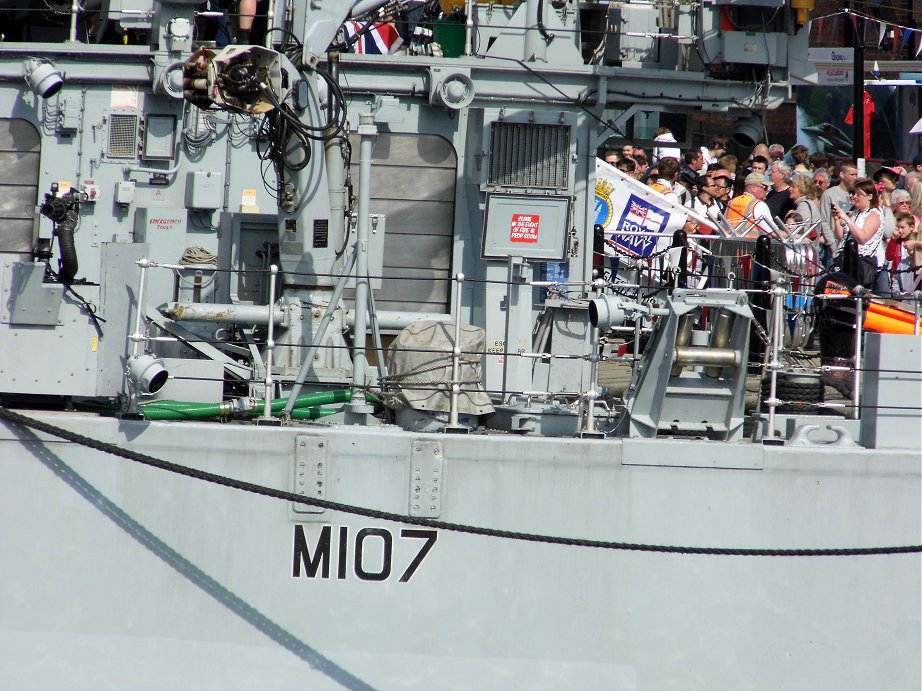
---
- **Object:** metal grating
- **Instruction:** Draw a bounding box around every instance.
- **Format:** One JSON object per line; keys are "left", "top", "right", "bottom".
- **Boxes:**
{"left": 488, "top": 122, "right": 570, "bottom": 190}
{"left": 107, "top": 114, "right": 139, "bottom": 158}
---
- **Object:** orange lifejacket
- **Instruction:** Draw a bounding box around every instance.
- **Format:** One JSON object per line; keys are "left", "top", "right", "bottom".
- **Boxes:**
{"left": 648, "top": 181, "right": 671, "bottom": 195}
{"left": 726, "top": 192, "right": 762, "bottom": 238}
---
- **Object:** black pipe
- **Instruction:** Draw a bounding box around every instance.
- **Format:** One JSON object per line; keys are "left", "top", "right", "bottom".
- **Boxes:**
{"left": 749, "top": 235, "right": 772, "bottom": 372}
{"left": 537, "top": 0, "right": 554, "bottom": 42}
{"left": 840, "top": 237, "right": 863, "bottom": 287}
{"left": 54, "top": 210, "right": 79, "bottom": 284}
{"left": 39, "top": 188, "right": 80, "bottom": 284}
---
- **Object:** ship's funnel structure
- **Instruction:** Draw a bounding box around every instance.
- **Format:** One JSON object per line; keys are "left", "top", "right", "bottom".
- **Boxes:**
{"left": 619, "top": 289, "right": 753, "bottom": 440}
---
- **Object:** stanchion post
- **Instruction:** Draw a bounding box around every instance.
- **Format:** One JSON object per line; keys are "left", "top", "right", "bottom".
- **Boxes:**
{"left": 852, "top": 290, "right": 864, "bottom": 420}
{"left": 766, "top": 277, "right": 786, "bottom": 437}
{"left": 261, "top": 265, "right": 278, "bottom": 420}
{"left": 447, "top": 273, "right": 465, "bottom": 431}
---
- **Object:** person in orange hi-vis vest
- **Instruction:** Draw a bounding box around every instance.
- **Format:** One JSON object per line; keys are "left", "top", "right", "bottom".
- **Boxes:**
{"left": 648, "top": 156, "right": 680, "bottom": 202}
{"left": 726, "top": 173, "right": 774, "bottom": 238}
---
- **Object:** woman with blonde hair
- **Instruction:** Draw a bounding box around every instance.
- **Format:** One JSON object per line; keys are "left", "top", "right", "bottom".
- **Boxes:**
{"left": 789, "top": 175, "right": 822, "bottom": 230}
{"left": 784, "top": 173, "right": 824, "bottom": 273}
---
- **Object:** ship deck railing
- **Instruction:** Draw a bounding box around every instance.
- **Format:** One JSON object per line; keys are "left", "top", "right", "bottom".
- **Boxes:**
{"left": 125, "top": 229, "right": 922, "bottom": 436}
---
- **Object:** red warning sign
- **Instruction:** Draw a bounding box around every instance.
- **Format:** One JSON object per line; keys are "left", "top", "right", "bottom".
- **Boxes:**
{"left": 509, "top": 214, "right": 540, "bottom": 243}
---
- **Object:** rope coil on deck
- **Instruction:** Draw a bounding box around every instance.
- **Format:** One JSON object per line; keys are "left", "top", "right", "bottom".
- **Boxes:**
{"left": 1, "top": 406, "right": 918, "bottom": 558}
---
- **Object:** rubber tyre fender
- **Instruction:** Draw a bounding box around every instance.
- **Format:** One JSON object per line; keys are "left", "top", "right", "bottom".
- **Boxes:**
{"left": 761, "top": 372, "right": 824, "bottom": 412}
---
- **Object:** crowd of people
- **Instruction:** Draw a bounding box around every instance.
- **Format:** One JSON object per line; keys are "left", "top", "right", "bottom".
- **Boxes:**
{"left": 602, "top": 134, "right": 922, "bottom": 297}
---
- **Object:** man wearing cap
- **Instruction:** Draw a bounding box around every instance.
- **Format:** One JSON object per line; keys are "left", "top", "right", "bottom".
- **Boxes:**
{"left": 726, "top": 173, "right": 774, "bottom": 237}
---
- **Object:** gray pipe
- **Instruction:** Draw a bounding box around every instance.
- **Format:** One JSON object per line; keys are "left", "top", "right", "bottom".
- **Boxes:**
{"left": 343, "top": 310, "right": 451, "bottom": 331}
{"left": 158, "top": 302, "right": 286, "bottom": 325}
{"left": 347, "top": 112, "right": 376, "bottom": 411}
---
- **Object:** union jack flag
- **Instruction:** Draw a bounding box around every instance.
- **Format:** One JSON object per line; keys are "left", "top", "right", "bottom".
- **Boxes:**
{"left": 344, "top": 21, "right": 404, "bottom": 55}
{"left": 625, "top": 201, "right": 665, "bottom": 231}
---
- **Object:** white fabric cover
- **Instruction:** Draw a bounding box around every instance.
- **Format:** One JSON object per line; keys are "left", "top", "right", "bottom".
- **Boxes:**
{"left": 384, "top": 320, "right": 494, "bottom": 415}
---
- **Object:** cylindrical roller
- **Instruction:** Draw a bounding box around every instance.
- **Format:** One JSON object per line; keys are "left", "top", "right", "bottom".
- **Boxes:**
{"left": 705, "top": 311, "right": 735, "bottom": 378}
{"left": 674, "top": 346, "right": 739, "bottom": 367}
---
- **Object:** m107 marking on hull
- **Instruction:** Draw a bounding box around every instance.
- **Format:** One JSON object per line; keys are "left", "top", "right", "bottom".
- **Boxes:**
{"left": 292, "top": 525, "right": 438, "bottom": 582}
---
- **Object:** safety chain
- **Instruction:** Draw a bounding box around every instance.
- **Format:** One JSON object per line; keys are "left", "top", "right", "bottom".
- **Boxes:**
{"left": 0, "top": 406, "right": 918, "bottom": 558}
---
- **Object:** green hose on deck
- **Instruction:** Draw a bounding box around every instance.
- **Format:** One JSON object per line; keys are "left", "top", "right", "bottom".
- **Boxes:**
{"left": 139, "top": 401, "right": 231, "bottom": 420}
{"left": 289, "top": 406, "right": 342, "bottom": 420}
{"left": 140, "top": 389, "right": 367, "bottom": 420}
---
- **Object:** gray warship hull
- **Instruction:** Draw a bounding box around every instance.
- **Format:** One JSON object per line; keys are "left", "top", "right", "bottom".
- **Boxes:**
{"left": 2, "top": 412, "right": 919, "bottom": 689}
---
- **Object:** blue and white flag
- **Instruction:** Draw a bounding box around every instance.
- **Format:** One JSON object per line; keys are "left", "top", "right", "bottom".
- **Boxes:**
{"left": 594, "top": 160, "right": 690, "bottom": 258}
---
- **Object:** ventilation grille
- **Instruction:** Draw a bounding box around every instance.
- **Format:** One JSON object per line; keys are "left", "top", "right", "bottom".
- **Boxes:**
{"left": 107, "top": 114, "right": 139, "bottom": 158}
{"left": 488, "top": 122, "right": 570, "bottom": 190}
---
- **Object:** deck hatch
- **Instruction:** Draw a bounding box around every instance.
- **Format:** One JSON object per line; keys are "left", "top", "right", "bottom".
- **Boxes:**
{"left": 107, "top": 113, "right": 139, "bottom": 158}
{"left": 488, "top": 122, "right": 570, "bottom": 190}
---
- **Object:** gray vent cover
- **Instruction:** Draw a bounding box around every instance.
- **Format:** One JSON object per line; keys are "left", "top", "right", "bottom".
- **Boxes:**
{"left": 107, "top": 113, "right": 139, "bottom": 158}
{"left": 488, "top": 122, "right": 570, "bottom": 190}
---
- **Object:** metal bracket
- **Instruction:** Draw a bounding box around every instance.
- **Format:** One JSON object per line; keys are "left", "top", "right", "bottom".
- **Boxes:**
{"left": 409, "top": 440, "right": 443, "bottom": 518}
{"left": 293, "top": 435, "right": 328, "bottom": 515}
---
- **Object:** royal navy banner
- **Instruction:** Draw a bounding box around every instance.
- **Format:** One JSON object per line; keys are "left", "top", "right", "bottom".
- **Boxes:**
{"left": 594, "top": 160, "right": 689, "bottom": 257}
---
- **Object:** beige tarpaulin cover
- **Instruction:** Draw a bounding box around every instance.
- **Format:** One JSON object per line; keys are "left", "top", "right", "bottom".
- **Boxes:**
{"left": 383, "top": 320, "right": 494, "bottom": 415}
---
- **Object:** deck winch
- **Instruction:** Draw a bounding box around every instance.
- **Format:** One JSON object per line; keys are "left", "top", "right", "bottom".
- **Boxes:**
{"left": 591, "top": 289, "right": 753, "bottom": 440}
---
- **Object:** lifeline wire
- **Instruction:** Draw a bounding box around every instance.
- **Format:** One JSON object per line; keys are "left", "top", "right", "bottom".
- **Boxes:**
{"left": 0, "top": 406, "right": 918, "bottom": 558}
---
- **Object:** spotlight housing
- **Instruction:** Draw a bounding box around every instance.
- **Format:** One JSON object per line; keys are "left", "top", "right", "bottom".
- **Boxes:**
{"left": 731, "top": 115, "right": 763, "bottom": 149}
{"left": 22, "top": 58, "right": 64, "bottom": 99}
{"left": 588, "top": 295, "right": 627, "bottom": 331}
{"left": 128, "top": 354, "right": 169, "bottom": 395}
